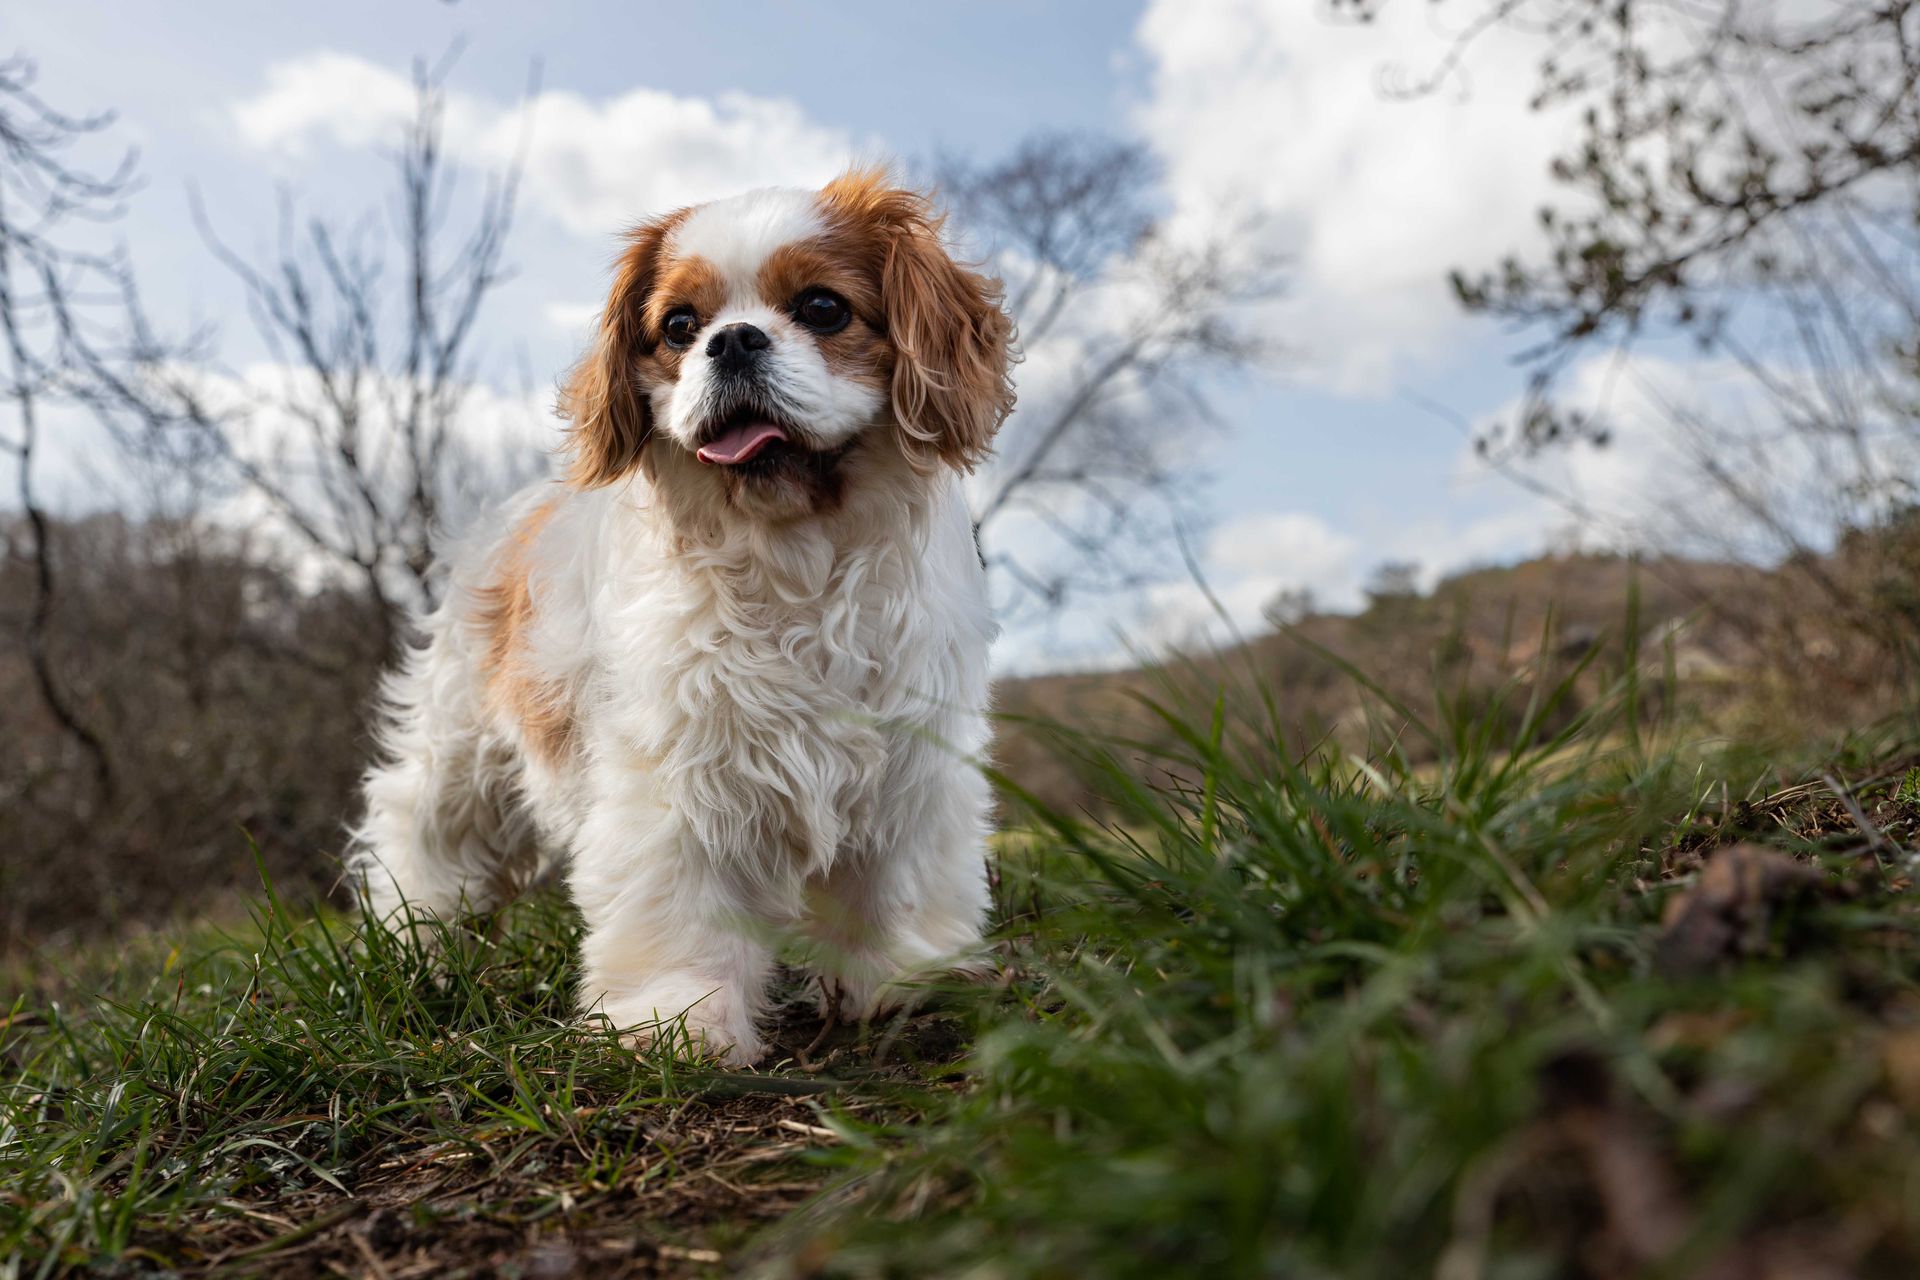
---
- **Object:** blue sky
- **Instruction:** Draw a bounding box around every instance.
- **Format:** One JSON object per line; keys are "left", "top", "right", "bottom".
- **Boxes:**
{"left": 15, "top": 0, "right": 1653, "bottom": 668}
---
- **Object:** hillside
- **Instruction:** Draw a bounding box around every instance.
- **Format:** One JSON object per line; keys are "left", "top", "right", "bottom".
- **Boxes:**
{"left": 995, "top": 551, "right": 1878, "bottom": 817}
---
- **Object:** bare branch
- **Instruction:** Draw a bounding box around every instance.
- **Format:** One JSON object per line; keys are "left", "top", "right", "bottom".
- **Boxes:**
{"left": 0, "top": 54, "right": 144, "bottom": 805}
{"left": 939, "top": 132, "right": 1286, "bottom": 625}
{"left": 137, "top": 54, "right": 541, "bottom": 644}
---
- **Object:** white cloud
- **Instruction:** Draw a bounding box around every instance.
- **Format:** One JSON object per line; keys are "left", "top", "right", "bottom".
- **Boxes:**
{"left": 1137, "top": 487, "right": 1614, "bottom": 656}
{"left": 1138, "top": 338, "right": 1910, "bottom": 660}
{"left": 544, "top": 300, "right": 600, "bottom": 336}
{"left": 4, "top": 356, "right": 561, "bottom": 611}
{"left": 1459, "top": 354, "right": 1748, "bottom": 549}
{"left": 496, "top": 88, "right": 862, "bottom": 236}
{"left": 144, "top": 360, "right": 560, "bottom": 600}
{"left": 1395, "top": 502, "right": 1570, "bottom": 584}
{"left": 1142, "top": 510, "right": 1362, "bottom": 650}
{"left": 230, "top": 51, "right": 421, "bottom": 154}
{"left": 1209, "top": 511, "right": 1361, "bottom": 594}
{"left": 229, "top": 53, "right": 863, "bottom": 237}
{"left": 1131, "top": 0, "right": 1577, "bottom": 391}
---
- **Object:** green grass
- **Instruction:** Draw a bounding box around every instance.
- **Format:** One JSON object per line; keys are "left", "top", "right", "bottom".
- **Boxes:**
{"left": 6, "top": 637, "right": 1920, "bottom": 1277}
{"left": 0, "top": 888, "right": 900, "bottom": 1276}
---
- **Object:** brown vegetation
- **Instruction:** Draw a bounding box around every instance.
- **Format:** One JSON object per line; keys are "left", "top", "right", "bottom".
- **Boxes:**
{"left": 996, "top": 544, "right": 1916, "bottom": 820}
{"left": 0, "top": 514, "right": 385, "bottom": 950}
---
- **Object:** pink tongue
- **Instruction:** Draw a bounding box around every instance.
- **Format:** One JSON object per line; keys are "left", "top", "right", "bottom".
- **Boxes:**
{"left": 697, "top": 421, "right": 788, "bottom": 465}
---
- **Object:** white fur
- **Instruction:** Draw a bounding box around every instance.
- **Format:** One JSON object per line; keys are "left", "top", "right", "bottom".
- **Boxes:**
{"left": 670, "top": 187, "right": 824, "bottom": 279}
{"left": 350, "top": 189, "right": 999, "bottom": 1067}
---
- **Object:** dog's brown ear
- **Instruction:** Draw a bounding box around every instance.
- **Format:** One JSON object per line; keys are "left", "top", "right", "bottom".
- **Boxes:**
{"left": 823, "top": 170, "right": 1016, "bottom": 473}
{"left": 560, "top": 218, "right": 673, "bottom": 488}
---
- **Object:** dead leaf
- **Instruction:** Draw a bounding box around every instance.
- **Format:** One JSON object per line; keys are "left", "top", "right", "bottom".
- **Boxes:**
{"left": 1656, "top": 844, "right": 1825, "bottom": 975}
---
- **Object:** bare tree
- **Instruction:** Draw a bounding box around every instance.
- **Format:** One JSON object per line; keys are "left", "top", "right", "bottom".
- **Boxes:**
{"left": 1263, "top": 585, "right": 1318, "bottom": 628}
{"left": 0, "top": 53, "right": 144, "bottom": 806}
{"left": 1345, "top": 0, "right": 1920, "bottom": 666}
{"left": 1364, "top": 560, "right": 1422, "bottom": 606}
{"left": 139, "top": 53, "right": 537, "bottom": 654}
{"left": 940, "top": 134, "right": 1284, "bottom": 625}
{"left": 0, "top": 54, "right": 413, "bottom": 934}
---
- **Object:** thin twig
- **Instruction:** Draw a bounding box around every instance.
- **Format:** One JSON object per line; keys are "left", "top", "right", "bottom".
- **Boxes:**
{"left": 1820, "top": 771, "right": 1903, "bottom": 876}
{"left": 793, "top": 979, "right": 843, "bottom": 1074}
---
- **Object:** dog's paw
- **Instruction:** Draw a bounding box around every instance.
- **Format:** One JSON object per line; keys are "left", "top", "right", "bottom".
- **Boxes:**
{"left": 944, "top": 954, "right": 1002, "bottom": 987}
{"left": 601, "top": 990, "right": 765, "bottom": 1068}
{"left": 622, "top": 1023, "right": 766, "bottom": 1068}
{"left": 815, "top": 956, "right": 1001, "bottom": 1024}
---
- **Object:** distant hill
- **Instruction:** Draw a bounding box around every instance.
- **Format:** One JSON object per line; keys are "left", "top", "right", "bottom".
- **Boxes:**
{"left": 990, "top": 551, "right": 1889, "bottom": 817}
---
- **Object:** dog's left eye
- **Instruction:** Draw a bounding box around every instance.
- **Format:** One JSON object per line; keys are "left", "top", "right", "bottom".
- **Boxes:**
{"left": 793, "top": 289, "right": 851, "bottom": 334}
{"left": 662, "top": 308, "right": 700, "bottom": 349}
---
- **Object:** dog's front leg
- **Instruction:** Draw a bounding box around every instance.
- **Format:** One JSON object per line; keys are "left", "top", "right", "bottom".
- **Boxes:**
{"left": 569, "top": 801, "right": 773, "bottom": 1067}
{"left": 809, "top": 778, "right": 995, "bottom": 1022}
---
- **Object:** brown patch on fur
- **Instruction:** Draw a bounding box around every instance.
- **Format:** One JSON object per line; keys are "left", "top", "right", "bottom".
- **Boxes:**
{"left": 559, "top": 209, "right": 690, "bottom": 488}
{"left": 758, "top": 241, "right": 892, "bottom": 399}
{"left": 817, "top": 168, "right": 1017, "bottom": 473}
{"left": 475, "top": 498, "right": 576, "bottom": 765}
{"left": 644, "top": 256, "right": 728, "bottom": 341}
{"left": 758, "top": 241, "right": 883, "bottom": 320}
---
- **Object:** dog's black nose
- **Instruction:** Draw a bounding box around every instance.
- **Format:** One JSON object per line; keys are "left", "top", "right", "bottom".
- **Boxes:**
{"left": 706, "top": 322, "right": 771, "bottom": 373}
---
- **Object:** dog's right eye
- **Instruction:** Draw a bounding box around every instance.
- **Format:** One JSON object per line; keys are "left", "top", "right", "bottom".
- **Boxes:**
{"left": 663, "top": 308, "right": 700, "bottom": 350}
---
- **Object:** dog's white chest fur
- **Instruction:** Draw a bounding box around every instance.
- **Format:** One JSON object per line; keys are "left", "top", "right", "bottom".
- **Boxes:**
{"left": 617, "top": 527, "right": 914, "bottom": 876}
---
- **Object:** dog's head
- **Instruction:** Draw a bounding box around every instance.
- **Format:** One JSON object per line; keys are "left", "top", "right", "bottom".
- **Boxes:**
{"left": 560, "top": 169, "right": 1015, "bottom": 520}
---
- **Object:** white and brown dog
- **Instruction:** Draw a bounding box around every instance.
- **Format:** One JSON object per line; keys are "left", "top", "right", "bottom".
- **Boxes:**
{"left": 350, "top": 170, "right": 1014, "bottom": 1066}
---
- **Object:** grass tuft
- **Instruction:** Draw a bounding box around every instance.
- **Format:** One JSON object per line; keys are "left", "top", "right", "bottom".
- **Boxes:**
{"left": 2, "top": 889, "right": 910, "bottom": 1275}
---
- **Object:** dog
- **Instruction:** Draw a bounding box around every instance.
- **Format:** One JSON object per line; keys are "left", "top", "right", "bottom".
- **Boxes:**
{"left": 349, "top": 169, "right": 1015, "bottom": 1066}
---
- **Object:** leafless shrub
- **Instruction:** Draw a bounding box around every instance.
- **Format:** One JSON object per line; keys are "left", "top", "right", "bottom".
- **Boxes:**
{"left": 0, "top": 511, "right": 385, "bottom": 947}
{"left": 0, "top": 53, "right": 157, "bottom": 812}
{"left": 1, "top": 53, "right": 539, "bottom": 946}
{"left": 134, "top": 52, "right": 542, "bottom": 652}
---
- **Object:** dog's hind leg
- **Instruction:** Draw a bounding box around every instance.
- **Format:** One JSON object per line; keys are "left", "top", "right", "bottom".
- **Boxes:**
{"left": 349, "top": 632, "right": 540, "bottom": 928}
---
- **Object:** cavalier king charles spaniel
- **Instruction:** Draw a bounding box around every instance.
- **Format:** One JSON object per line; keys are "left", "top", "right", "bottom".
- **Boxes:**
{"left": 349, "top": 170, "right": 1014, "bottom": 1066}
